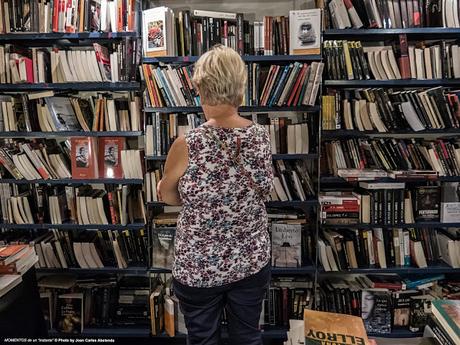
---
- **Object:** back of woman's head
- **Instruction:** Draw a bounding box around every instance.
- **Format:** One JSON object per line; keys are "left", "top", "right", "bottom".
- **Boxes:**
{"left": 192, "top": 45, "right": 247, "bottom": 108}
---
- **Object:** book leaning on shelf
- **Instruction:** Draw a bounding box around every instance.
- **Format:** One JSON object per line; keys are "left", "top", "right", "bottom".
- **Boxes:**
{"left": 142, "top": 61, "right": 324, "bottom": 108}
{"left": 0, "top": 39, "right": 140, "bottom": 84}
{"left": 0, "top": 184, "right": 145, "bottom": 225}
{"left": 322, "top": 87, "right": 460, "bottom": 131}
{"left": 326, "top": 0, "right": 460, "bottom": 29}
{"left": 142, "top": 7, "right": 321, "bottom": 57}
{"left": 271, "top": 160, "right": 315, "bottom": 202}
{"left": 0, "top": 92, "right": 141, "bottom": 132}
{"left": 324, "top": 36, "right": 460, "bottom": 81}
{"left": 0, "top": 228, "right": 147, "bottom": 270}
{"left": 0, "top": 0, "right": 138, "bottom": 33}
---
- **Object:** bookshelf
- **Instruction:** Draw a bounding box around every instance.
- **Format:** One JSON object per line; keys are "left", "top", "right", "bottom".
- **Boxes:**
{"left": 0, "top": 82, "right": 141, "bottom": 92}
{"left": 3, "top": 1, "right": 459, "bottom": 342}
{"left": 145, "top": 105, "right": 321, "bottom": 113}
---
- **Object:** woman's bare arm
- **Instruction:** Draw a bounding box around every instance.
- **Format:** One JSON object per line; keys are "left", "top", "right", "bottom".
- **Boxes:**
{"left": 157, "top": 135, "right": 188, "bottom": 205}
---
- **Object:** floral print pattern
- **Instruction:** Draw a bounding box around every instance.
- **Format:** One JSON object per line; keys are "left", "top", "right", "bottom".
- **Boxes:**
{"left": 173, "top": 123, "right": 274, "bottom": 288}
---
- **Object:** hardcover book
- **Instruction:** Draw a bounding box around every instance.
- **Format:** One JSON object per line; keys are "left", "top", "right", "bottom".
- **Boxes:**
{"left": 431, "top": 300, "right": 460, "bottom": 344}
{"left": 289, "top": 9, "right": 321, "bottom": 55}
{"left": 304, "top": 309, "right": 370, "bottom": 345}
{"left": 56, "top": 293, "right": 84, "bottom": 334}
{"left": 362, "top": 289, "right": 392, "bottom": 334}
{"left": 98, "top": 137, "right": 125, "bottom": 179}
{"left": 71, "top": 137, "right": 98, "bottom": 179}
{"left": 415, "top": 186, "right": 440, "bottom": 221}
{"left": 152, "top": 227, "right": 175, "bottom": 269}
{"left": 271, "top": 222, "right": 302, "bottom": 267}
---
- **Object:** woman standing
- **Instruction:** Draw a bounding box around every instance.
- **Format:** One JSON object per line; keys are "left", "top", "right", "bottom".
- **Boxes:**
{"left": 158, "top": 45, "right": 274, "bottom": 345}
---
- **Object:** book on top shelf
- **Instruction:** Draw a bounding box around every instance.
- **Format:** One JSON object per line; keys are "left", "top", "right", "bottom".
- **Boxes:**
{"left": 0, "top": 0, "right": 137, "bottom": 33}
{"left": 142, "top": 7, "right": 324, "bottom": 57}
{"left": 289, "top": 9, "right": 321, "bottom": 55}
{"left": 325, "top": 0, "right": 460, "bottom": 29}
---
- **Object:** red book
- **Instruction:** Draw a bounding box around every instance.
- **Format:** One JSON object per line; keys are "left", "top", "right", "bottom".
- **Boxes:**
{"left": 398, "top": 34, "right": 411, "bottom": 79}
{"left": 98, "top": 137, "right": 125, "bottom": 178}
{"left": 107, "top": 191, "right": 119, "bottom": 224}
{"left": 287, "top": 64, "right": 307, "bottom": 106}
{"left": 64, "top": 0, "right": 75, "bottom": 33}
{"left": 0, "top": 245, "right": 29, "bottom": 265}
{"left": 292, "top": 65, "right": 310, "bottom": 106}
{"left": 117, "top": 0, "right": 123, "bottom": 32}
{"left": 52, "top": 0, "right": 60, "bottom": 32}
{"left": 19, "top": 57, "right": 34, "bottom": 83}
{"left": 127, "top": 0, "right": 135, "bottom": 31}
{"left": 71, "top": 137, "right": 98, "bottom": 179}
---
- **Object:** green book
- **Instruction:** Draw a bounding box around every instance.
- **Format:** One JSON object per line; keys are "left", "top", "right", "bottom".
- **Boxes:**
{"left": 431, "top": 300, "right": 460, "bottom": 345}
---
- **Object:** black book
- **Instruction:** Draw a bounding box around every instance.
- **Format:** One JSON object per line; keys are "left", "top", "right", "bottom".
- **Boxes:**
{"left": 414, "top": 186, "right": 440, "bottom": 221}
{"left": 362, "top": 289, "right": 392, "bottom": 334}
{"left": 351, "top": 0, "right": 370, "bottom": 27}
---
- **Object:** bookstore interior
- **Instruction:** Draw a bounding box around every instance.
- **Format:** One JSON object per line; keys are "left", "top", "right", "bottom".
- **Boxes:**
{"left": 1, "top": 0, "right": 460, "bottom": 344}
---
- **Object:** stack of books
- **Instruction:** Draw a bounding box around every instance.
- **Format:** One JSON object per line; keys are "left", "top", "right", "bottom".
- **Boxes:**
{"left": 429, "top": 300, "right": 460, "bottom": 345}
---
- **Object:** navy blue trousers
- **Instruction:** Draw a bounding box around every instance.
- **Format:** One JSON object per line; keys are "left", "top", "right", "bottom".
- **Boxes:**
{"left": 173, "top": 264, "right": 271, "bottom": 345}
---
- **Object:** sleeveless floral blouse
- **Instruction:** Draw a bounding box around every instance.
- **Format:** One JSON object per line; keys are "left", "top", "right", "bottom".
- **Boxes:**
{"left": 173, "top": 123, "right": 274, "bottom": 288}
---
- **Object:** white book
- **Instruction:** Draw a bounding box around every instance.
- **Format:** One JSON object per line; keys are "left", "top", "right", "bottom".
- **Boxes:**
{"left": 328, "top": 0, "right": 351, "bottom": 29}
{"left": 66, "top": 51, "right": 80, "bottom": 81}
{"left": 87, "top": 51, "right": 103, "bottom": 82}
{"left": 381, "top": 49, "right": 396, "bottom": 79}
{"left": 193, "top": 9, "right": 236, "bottom": 19}
{"left": 360, "top": 100, "right": 374, "bottom": 131}
{"left": 366, "top": 51, "right": 382, "bottom": 80}
{"left": 388, "top": 49, "right": 402, "bottom": 79}
{"left": 318, "top": 239, "right": 332, "bottom": 271}
{"left": 452, "top": 45, "right": 460, "bottom": 78}
{"left": 58, "top": 50, "right": 75, "bottom": 81}
{"left": 289, "top": 9, "right": 321, "bottom": 55}
{"left": 37, "top": 51, "right": 46, "bottom": 82}
{"left": 424, "top": 47, "right": 433, "bottom": 79}
{"left": 415, "top": 48, "right": 426, "bottom": 79}
{"left": 368, "top": 102, "right": 387, "bottom": 132}
{"left": 400, "top": 101, "right": 425, "bottom": 131}
{"left": 108, "top": 0, "right": 117, "bottom": 32}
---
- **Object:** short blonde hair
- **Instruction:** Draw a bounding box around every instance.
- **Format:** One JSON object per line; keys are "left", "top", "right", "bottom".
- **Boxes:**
{"left": 192, "top": 45, "right": 247, "bottom": 107}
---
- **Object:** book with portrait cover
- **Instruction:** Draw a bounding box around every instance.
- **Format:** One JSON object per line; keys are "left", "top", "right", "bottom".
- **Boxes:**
{"left": 289, "top": 9, "right": 321, "bottom": 55}
{"left": 393, "top": 290, "right": 420, "bottom": 328}
{"left": 98, "top": 137, "right": 125, "bottom": 178}
{"left": 271, "top": 222, "right": 302, "bottom": 268}
{"left": 415, "top": 186, "right": 440, "bottom": 221}
{"left": 361, "top": 289, "right": 392, "bottom": 335}
{"left": 304, "top": 309, "right": 370, "bottom": 345}
{"left": 71, "top": 137, "right": 98, "bottom": 179}
{"left": 152, "top": 227, "right": 175, "bottom": 269}
{"left": 56, "top": 293, "right": 84, "bottom": 334}
{"left": 409, "top": 295, "right": 435, "bottom": 333}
